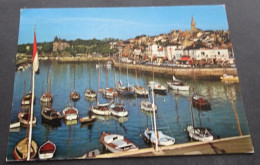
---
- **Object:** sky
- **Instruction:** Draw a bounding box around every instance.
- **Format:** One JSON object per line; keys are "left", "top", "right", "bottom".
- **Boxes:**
{"left": 18, "top": 5, "right": 229, "bottom": 44}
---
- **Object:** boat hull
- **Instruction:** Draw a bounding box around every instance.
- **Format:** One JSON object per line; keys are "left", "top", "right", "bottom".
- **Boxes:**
{"left": 140, "top": 100, "right": 157, "bottom": 112}
{"left": 167, "top": 82, "right": 190, "bottom": 91}
{"left": 187, "top": 125, "right": 214, "bottom": 141}
{"left": 38, "top": 141, "right": 56, "bottom": 160}
{"left": 62, "top": 106, "right": 79, "bottom": 121}
{"left": 13, "top": 138, "right": 38, "bottom": 160}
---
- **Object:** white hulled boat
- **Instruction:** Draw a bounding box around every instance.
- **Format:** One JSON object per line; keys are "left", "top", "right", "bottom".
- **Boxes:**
{"left": 38, "top": 140, "right": 56, "bottom": 160}
{"left": 110, "top": 102, "right": 128, "bottom": 117}
{"left": 101, "top": 132, "right": 139, "bottom": 153}
{"left": 167, "top": 76, "right": 189, "bottom": 91}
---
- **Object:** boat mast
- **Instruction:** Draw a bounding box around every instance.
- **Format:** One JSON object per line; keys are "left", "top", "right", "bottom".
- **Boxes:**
{"left": 69, "top": 68, "right": 71, "bottom": 105}
{"left": 88, "top": 62, "right": 91, "bottom": 89}
{"left": 106, "top": 64, "right": 108, "bottom": 88}
{"left": 23, "top": 81, "right": 26, "bottom": 112}
{"left": 74, "top": 64, "right": 76, "bottom": 91}
{"left": 97, "top": 63, "right": 100, "bottom": 105}
{"left": 229, "top": 85, "right": 242, "bottom": 136}
{"left": 48, "top": 71, "right": 51, "bottom": 108}
{"left": 152, "top": 57, "right": 154, "bottom": 82}
{"left": 135, "top": 63, "right": 138, "bottom": 86}
{"left": 127, "top": 64, "right": 129, "bottom": 87}
{"left": 151, "top": 82, "right": 158, "bottom": 152}
{"left": 113, "top": 68, "right": 116, "bottom": 89}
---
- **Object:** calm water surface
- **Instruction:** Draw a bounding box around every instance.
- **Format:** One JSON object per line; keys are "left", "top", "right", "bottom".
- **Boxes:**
{"left": 6, "top": 61, "right": 250, "bottom": 160}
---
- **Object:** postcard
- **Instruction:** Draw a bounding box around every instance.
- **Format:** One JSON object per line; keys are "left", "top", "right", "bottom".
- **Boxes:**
{"left": 7, "top": 5, "right": 253, "bottom": 161}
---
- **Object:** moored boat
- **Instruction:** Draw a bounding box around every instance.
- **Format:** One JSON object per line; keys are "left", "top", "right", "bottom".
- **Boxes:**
{"left": 102, "top": 87, "right": 118, "bottom": 98}
{"left": 18, "top": 111, "right": 37, "bottom": 126}
{"left": 41, "top": 107, "right": 62, "bottom": 126}
{"left": 149, "top": 81, "right": 167, "bottom": 95}
{"left": 167, "top": 76, "right": 189, "bottom": 91}
{"left": 110, "top": 103, "right": 128, "bottom": 117}
{"left": 84, "top": 89, "right": 96, "bottom": 98}
{"left": 40, "top": 71, "right": 53, "bottom": 103}
{"left": 10, "top": 122, "right": 20, "bottom": 129}
{"left": 90, "top": 104, "right": 111, "bottom": 116}
{"left": 220, "top": 74, "right": 239, "bottom": 82}
{"left": 101, "top": 132, "right": 139, "bottom": 153}
{"left": 13, "top": 138, "right": 38, "bottom": 160}
{"left": 62, "top": 105, "right": 79, "bottom": 121}
{"left": 81, "top": 149, "right": 100, "bottom": 158}
{"left": 38, "top": 140, "right": 56, "bottom": 160}
{"left": 133, "top": 86, "right": 148, "bottom": 96}
{"left": 192, "top": 94, "right": 211, "bottom": 110}
{"left": 79, "top": 115, "right": 96, "bottom": 124}
{"left": 187, "top": 125, "right": 214, "bottom": 141}
{"left": 144, "top": 129, "right": 175, "bottom": 146}
{"left": 70, "top": 90, "right": 80, "bottom": 101}
{"left": 21, "top": 92, "right": 36, "bottom": 106}
{"left": 140, "top": 100, "right": 157, "bottom": 112}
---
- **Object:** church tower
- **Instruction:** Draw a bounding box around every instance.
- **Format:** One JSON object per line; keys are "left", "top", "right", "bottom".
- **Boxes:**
{"left": 191, "top": 16, "right": 197, "bottom": 35}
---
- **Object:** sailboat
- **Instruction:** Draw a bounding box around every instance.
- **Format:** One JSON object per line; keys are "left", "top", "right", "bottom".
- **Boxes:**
{"left": 167, "top": 75, "right": 190, "bottom": 91}
{"left": 191, "top": 68, "right": 211, "bottom": 110}
{"left": 18, "top": 81, "right": 37, "bottom": 126}
{"left": 101, "top": 64, "right": 118, "bottom": 98}
{"left": 116, "top": 64, "right": 135, "bottom": 95}
{"left": 143, "top": 82, "right": 175, "bottom": 146}
{"left": 40, "top": 70, "right": 53, "bottom": 103}
{"left": 90, "top": 63, "right": 111, "bottom": 116}
{"left": 62, "top": 69, "right": 79, "bottom": 121}
{"left": 84, "top": 62, "right": 97, "bottom": 99}
{"left": 133, "top": 64, "right": 148, "bottom": 96}
{"left": 70, "top": 64, "right": 80, "bottom": 101}
{"left": 14, "top": 28, "right": 38, "bottom": 160}
{"left": 109, "top": 101, "right": 128, "bottom": 117}
{"left": 140, "top": 87, "right": 157, "bottom": 112}
{"left": 187, "top": 94, "right": 214, "bottom": 141}
{"left": 148, "top": 58, "right": 167, "bottom": 95}
{"left": 21, "top": 74, "right": 35, "bottom": 106}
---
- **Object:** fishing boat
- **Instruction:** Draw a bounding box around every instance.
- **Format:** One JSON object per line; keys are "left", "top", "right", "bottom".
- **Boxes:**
{"left": 143, "top": 81, "right": 175, "bottom": 148}
{"left": 101, "top": 132, "right": 139, "bottom": 153}
{"left": 187, "top": 125, "right": 214, "bottom": 141}
{"left": 167, "top": 76, "right": 189, "bottom": 91}
{"left": 192, "top": 94, "right": 211, "bottom": 110}
{"left": 110, "top": 102, "right": 128, "bottom": 117}
{"left": 70, "top": 64, "right": 80, "bottom": 101}
{"left": 17, "top": 65, "right": 25, "bottom": 71}
{"left": 220, "top": 74, "right": 239, "bottom": 82}
{"left": 140, "top": 100, "right": 157, "bottom": 112}
{"left": 13, "top": 138, "right": 38, "bottom": 160}
{"left": 62, "top": 68, "right": 79, "bottom": 121}
{"left": 18, "top": 110, "right": 37, "bottom": 126}
{"left": 10, "top": 122, "right": 20, "bottom": 129}
{"left": 90, "top": 64, "right": 111, "bottom": 116}
{"left": 38, "top": 140, "right": 56, "bottom": 160}
{"left": 144, "top": 128, "right": 175, "bottom": 146}
{"left": 41, "top": 107, "right": 62, "bottom": 126}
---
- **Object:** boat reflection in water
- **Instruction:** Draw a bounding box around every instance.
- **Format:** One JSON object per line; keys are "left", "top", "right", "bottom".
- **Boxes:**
{"left": 64, "top": 119, "right": 78, "bottom": 126}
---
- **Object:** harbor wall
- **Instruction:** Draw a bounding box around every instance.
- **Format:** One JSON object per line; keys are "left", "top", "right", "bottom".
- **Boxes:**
{"left": 112, "top": 59, "right": 238, "bottom": 78}
{"left": 58, "top": 56, "right": 110, "bottom": 62}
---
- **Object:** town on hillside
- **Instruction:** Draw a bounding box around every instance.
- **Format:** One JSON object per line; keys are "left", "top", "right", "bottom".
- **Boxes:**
{"left": 16, "top": 17, "right": 235, "bottom": 68}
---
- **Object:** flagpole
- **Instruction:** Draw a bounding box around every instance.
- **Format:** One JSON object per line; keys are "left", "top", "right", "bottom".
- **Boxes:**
{"left": 27, "top": 67, "right": 35, "bottom": 161}
{"left": 27, "top": 27, "right": 37, "bottom": 161}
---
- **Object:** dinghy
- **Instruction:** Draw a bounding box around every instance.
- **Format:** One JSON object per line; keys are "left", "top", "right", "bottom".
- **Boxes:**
{"left": 38, "top": 140, "right": 56, "bottom": 160}
{"left": 101, "top": 132, "right": 139, "bottom": 153}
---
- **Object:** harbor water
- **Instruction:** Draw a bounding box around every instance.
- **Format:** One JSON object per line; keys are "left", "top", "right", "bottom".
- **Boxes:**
{"left": 6, "top": 61, "right": 250, "bottom": 160}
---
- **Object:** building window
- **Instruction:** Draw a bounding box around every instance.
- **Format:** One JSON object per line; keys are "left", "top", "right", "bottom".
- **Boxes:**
{"left": 218, "top": 51, "right": 220, "bottom": 55}
{"left": 201, "top": 52, "right": 205, "bottom": 55}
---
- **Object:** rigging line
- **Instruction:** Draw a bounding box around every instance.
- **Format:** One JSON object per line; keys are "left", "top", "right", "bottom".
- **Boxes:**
{"left": 157, "top": 102, "right": 174, "bottom": 137}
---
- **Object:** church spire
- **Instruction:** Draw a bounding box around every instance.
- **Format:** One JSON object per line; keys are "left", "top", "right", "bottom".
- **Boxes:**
{"left": 191, "top": 16, "right": 197, "bottom": 35}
